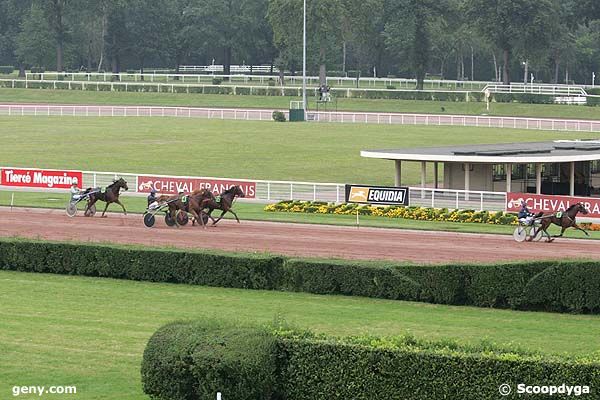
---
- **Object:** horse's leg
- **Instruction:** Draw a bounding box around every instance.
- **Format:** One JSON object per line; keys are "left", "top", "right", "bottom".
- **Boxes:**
{"left": 553, "top": 226, "right": 566, "bottom": 238}
{"left": 85, "top": 197, "right": 95, "bottom": 214}
{"left": 191, "top": 209, "right": 206, "bottom": 229}
{"left": 114, "top": 199, "right": 127, "bottom": 215}
{"left": 572, "top": 223, "right": 590, "bottom": 236}
{"left": 229, "top": 209, "right": 241, "bottom": 223}
{"left": 212, "top": 210, "right": 227, "bottom": 225}
{"left": 101, "top": 201, "right": 110, "bottom": 217}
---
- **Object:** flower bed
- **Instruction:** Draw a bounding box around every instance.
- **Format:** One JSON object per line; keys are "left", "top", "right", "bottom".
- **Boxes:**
{"left": 264, "top": 200, "right": 518, "bottom": 225}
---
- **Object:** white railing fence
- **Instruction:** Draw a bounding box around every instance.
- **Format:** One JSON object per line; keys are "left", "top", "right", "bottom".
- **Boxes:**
{"left": 2, "top": 104, "right": 600, "bottom": 133}
{"left": 1, "top": 167, "right": 508, "bottom": 211}
{"left": 483, "top": 84, "right": 588, "bottom": 96}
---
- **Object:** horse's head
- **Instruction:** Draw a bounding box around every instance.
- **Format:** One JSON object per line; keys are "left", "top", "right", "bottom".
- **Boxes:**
{"left": 577, "top": 202, "right": 589, "bottom": 215}
{"left": 113, "top": 178, "right": 128, "bottom": 191}
{"left": 232, "top": 185, "right": 245, "bottom": 198}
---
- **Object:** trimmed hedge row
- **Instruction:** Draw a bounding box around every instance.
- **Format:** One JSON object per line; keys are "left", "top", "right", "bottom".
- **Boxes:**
{"left": 1, "top": 239, "right": 599, "bottom": 313}
{"left": 142, "top": 322, "right": 600, "bottom": 400}
{"left": 142, "top": 320, "right": 278, "bottom": 400}
{"left": 0, "top": 239, "right": 283, "bottom": 290}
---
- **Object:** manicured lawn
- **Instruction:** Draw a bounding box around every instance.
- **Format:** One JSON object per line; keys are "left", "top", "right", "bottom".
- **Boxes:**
{"left": 1, "top": 116, "right": 597, "bottom": 186}
{"left": 2, "top": 88, "right": 600, "bottom": 119}
{"left": 2, "top": 191, "right": 599, "bottom": 240}
{"left": 0, "top": 270, "right": 599, "bottom": 399}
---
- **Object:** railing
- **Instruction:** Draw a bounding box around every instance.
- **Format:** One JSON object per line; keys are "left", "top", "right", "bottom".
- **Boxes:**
{"left": 179, "top": 65, "right": 279, "bottom": 74}
{"left": 483, "top": 84, "right": 587, "bottom": 96}
{"left": 310, "top": 111, "right": 600, "bottom": 132}
{"left": 3, "top": 104, "right": 600, "bottom": 133}
{"left": 0, "top": 166, "right": 508, "bottom": 210}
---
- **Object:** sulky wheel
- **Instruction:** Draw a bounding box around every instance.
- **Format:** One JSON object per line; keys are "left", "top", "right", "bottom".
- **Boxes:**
{"left": 513, "top": 226, "right": 526, "bottom": 242}
{"left": 176, "top": 210, "right": 189, "bottom": 226}
{"left": 84, "top": 204, "right": 96, "bottom": 217}
{"left": 165, "top": 212, "right": 176, "bottom": 227}
{"left": 143, "top": 212, "right": 156, "bottom": 228}
{"left": 66, "top": 203, "right": 78, "bottom": 217}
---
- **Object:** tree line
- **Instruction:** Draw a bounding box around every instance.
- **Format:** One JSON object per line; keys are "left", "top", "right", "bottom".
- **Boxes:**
{"left": 0, "top": 0, "right": 599, "bottom": 88}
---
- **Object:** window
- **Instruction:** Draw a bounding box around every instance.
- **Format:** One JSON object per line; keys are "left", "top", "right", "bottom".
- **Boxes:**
{"left": 492, "top": 164, "right": 506, "bottom": 181}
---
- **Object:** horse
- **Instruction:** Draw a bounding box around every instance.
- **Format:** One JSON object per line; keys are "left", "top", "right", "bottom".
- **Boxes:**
{"left": 156, "top": 189, "right": 215, "bottom": 227}
{"left": 537, "top": 202, "right": 590, "bottom": 242}
{"left": 197, "top": 185, "right": 245, "bottom": 226}
{"left": 85, "top": 177, "right": 129, "bottom": 217}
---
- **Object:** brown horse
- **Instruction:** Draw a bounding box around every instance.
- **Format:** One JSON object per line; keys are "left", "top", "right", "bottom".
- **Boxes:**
{"left": 157, "top": 189, "right": 215, "bottom": 227}
{"left": 85, "top": 178, "right": 128, "bottom": 217}
{"left": 197, "top": 185, "right": 245, "bottom": 226}
{"left": 538, "top": 202, "right": 590, "bottom": 242}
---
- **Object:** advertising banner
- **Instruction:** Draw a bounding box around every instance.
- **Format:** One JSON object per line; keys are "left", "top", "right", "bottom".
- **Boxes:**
{"left": 0, "top": 168, "right": 83, "bottom": 189}
{"left": 345, "top": 184, "right": 409, "bottom": 206}
{"left": 506, "top": 192, "right": 600, "bottom": 218}
{"left": 137, "top": 175, "right": 256, "bottom": 198}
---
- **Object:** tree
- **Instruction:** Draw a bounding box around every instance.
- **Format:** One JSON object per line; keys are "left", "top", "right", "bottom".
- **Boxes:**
{"left": 0, "top": 0, "right": 33, "bottom": 68}
{"left": 465, "top": 0, "right": 554, "bottom": 85}
{"left": 15, "top": 3, "right": 54, "bottom": 70}
{"left": 268, "top": 0, "right": 344, "bottom": 85}
{"left": 125, "top": 0, "right": 169, "bottom": 75}
{"left": 341, "top": 0, "right": 386, "bottom": 79}
{"left": 384, "top": 0, "right": 448, "bottom": 89}
{"left": 40, "top": 0, "right": 70, "bottom": 72}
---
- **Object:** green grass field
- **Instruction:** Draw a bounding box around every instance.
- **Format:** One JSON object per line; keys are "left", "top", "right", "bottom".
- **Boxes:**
{"left": 2, "top": 88, "right": 600, "bottom": 119}
{"left": 1, "top": 116, "right": 598, "bottom": 186}
{"left": 1, "top": 270, "right": 599, "bottom": 399}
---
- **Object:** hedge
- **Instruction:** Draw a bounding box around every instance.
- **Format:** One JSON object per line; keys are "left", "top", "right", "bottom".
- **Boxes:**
{"left": 142, "top": 320, "right": 278, "bottom": 400}
{"left": 1, "top": 239, "right": 599, "bottom": 314}
{"left": 142, "top": 322, "right": 600, "bottom": 400}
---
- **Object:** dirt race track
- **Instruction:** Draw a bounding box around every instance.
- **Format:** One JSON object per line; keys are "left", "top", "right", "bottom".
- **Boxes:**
{"left": 1, "top": 207, "right": 599, "bottom": 264}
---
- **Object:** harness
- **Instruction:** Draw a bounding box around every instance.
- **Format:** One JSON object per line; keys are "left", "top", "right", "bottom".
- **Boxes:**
{"left": 181, "top": 195, "right": 189, "bottom": 212}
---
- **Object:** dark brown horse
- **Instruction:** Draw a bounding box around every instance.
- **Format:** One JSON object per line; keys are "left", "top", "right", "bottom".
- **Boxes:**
{"left": 198, "top": 185, "right": 245, "bottom": 226}
{"left": 157, "top": 189, "right": 215, "bottom": 227}
{"left": 85, "top": 178, "right": 128, "bottom": 217}
{"left": 538, "top": 202, "right": 590, "bottom": 242}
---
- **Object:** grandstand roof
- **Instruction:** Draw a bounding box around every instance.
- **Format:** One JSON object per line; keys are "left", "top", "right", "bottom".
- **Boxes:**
{"left": 361, "top": 140, "right": 600, "bottom": 163}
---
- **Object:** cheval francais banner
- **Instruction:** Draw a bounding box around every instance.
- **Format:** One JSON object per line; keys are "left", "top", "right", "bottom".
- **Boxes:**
{"left": 137, "top": 175, "right": 256, "bottom": 198}
{"left": 506, "top": 192, "right": 600, "bottom": 218}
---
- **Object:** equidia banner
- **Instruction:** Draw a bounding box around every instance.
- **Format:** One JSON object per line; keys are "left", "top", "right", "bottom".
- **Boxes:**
{"left": 506, "top": 192, "right": 600, "bottom": 218}
{"left": 345, "top": 184, "right": 409, "bottom": 206}
{"left": 0, "top": 168, "right": 83, "bottom": 189}
{"left": 137, "top": 175, "right": 256, "bottom": 198}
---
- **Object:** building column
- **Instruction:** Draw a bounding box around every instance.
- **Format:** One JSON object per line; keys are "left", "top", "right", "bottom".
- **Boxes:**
{"left": 569, "top": 161, "right": 575, "bottom": 196}
{"left": 535, "top": 163, "right": 542, "bottom": 194}
{"left": 506, "top": 163, "right": 512, "bottom": 193}
{"left": 465, "top": 162, "right": 470, "bottom": 201}
{"left": 421, "top": 161, "right": 427, "bottom": 198}
{"left": 434, "top": 162, "right": 439, "bottom": 189}
{"left": 394, "top": 160, "right": 402, "bottom": 187}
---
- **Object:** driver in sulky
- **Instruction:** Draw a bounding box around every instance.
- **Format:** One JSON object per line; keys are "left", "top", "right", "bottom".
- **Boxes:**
{"left": 517, "top": 200, "right": 535, "bottom": 225}
{"left": 147, "top": 189, "right": 159, "bottom": 209}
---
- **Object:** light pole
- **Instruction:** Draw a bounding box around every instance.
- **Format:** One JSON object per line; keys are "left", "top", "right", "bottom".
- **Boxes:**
{"left": 302, "top": 0, "right": 307, "bottom": 117}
